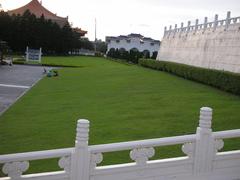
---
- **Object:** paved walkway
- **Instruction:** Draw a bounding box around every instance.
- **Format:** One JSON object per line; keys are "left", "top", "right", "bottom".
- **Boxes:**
{"left": 0, "top": 65, "right": 52, "bottom": 115}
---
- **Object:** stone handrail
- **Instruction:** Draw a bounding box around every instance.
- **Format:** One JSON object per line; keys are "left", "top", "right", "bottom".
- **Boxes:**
{"left": 164, "top": 11, "right": 240, "bottom": 36}
{"left": 1, "top": 130, "right": 239, "bottom": 164}
{"left": 89, "top": 129, "right": 240, "bottom": 155}
{"left": 89, "top": 134, "right": 196, "bottom": 153}
{"left": 0, "top": 148, "right": 73, "bottom": 163}
{"left": 213, "top": 129, "right": 240, "bottom": 139}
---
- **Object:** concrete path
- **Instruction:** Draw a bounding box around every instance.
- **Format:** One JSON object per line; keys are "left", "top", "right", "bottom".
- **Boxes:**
{"left": 0, "top": 65, "right": 52, "bottom": 115}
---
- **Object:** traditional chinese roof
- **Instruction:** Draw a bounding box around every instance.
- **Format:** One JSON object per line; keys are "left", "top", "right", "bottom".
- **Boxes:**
{"left": 7, "top": 0, "right": 68, "bottom": 27}
{"left": 72, "top": 28, "right": 88, "bottom": 37}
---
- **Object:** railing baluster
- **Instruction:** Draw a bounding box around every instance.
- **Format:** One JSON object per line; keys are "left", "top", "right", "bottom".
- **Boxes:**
{"left": 58, "top": 156, "right": 71, "bottom": 173}
{"left": 2, "top": 161, "right": 29, "bottom": 178}
{"left": 130, "top": 147, "right": 155, "bottom": 165}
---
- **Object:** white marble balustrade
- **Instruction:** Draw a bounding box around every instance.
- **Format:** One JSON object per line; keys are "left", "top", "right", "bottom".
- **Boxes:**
{"left": 0, "top": 107, "right": 240, "bottom": 180}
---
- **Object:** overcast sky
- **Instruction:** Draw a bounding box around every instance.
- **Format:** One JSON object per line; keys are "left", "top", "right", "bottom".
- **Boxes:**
{"left": 1, "top": 0, "right": 240, "bottom": 41}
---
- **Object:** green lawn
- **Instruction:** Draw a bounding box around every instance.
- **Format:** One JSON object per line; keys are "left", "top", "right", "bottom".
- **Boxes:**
{"left": 0, "top": 56, "right": 240, "bottom": 174}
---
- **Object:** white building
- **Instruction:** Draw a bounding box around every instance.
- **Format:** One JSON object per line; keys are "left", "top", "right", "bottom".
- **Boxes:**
{"left": 106, "top": 33, "right": 160, "bottom": 57}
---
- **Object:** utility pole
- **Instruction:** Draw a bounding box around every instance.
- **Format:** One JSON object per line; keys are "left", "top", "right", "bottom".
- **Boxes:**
{"left": 94, "top": 18, "right": 97, "bottom": 53}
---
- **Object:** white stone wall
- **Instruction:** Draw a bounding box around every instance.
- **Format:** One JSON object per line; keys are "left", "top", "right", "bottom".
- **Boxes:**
{"left": 157, "top": 15, "right": 240, "bottom": 73}
{"left": 107, "top": 37, "right": 160, "bottom": 56}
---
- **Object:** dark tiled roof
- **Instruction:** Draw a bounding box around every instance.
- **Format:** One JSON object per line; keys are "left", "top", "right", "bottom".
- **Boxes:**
{"left": 8, "top": 0, "right": 67, "bottom": 27}
{"left": 118, "top": 35, "right": 128, "bottom": 39}
{"left": 73, "top": 28, "right": 87, "bottom": 36}
{"left": 106, "top": 34, "right": 160, "bottom": 43}
{"left": 106, "top": 36, "right": 117, "bottom": 40}
{"left": 128, "top": 33, "right": 144, "bottom": 38}
{"left": 143, "top": 37, "right": 153, "bottom": 41}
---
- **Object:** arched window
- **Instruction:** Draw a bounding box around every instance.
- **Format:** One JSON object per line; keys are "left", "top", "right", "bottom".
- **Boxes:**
{"left": 130, "top": 48, "right": 139, "bottom": 52}
{"left": 142, "top": 50, "right": 150, "bottom": 58}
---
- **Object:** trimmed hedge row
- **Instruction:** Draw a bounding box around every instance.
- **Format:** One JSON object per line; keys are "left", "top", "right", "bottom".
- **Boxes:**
{"left": 13, "top": 60, "right": 79, "bottom": 68}
{"left": 139, "top": 59, "right": 240, "bottom": 95}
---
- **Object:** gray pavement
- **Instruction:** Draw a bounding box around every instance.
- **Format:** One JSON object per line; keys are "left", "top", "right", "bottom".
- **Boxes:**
{"left": 0, "top": 65, "right": 52, "bottom": 115}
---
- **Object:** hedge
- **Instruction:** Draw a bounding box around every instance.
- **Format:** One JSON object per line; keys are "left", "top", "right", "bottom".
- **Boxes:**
{"left": 139, "top": 59, "right": 240, "bottom": 96}
{"left": 13, "top": 60, "right": 78, "bottom": 68}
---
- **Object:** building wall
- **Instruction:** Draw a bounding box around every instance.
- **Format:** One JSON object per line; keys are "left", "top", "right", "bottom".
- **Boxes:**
{"left": 157, "top": 14, "right": 240, "bottom": 73}
{"left": 107, "top": 37, "right": 160, "bottom": 56}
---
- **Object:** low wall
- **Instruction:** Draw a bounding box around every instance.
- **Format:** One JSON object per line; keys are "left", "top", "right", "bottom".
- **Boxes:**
{"left": 157, "top": 12, "right": 240, "bottom": 73}
{"left": 1, "top": 108, "right": 240, "bottom": 180}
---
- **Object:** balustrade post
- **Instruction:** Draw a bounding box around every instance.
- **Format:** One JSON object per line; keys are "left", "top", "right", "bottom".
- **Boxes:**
{"left": 167, "top": 25, "right": 172, "bottom": 37}
{"left": 164, "top": 26, "right": 167, "bottom": 36}
{"left": 187, "top": 21, "right": 191, "bottom": 32}
{"left": 193, "top": 107, "right": 215, "bottom": 175}
{"left": 225, "top": 11, "right": 231, "bottom": 30}
{"left": 180, "top": 22, "right": 184, "bottom": 30}
{"left": 70, "top": 119, "right": 90, "bottom": 180}
{"left": 204, "top": 17, "right": 208, "bottom": 30}
{"left": 214, "top": 14, "right": 218, "bottom": 31}
{"left": 195, "top": 19, "right": 199, "bottom": 33}
{"left": 173, "top": 24, "right": 177, "bottom": 37}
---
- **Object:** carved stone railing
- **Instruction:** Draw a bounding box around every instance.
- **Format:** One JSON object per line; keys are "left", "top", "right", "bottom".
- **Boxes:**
{"left": 0, "top": 107, "right": 240, "bottom": 180}
{"left": 0, "top": 147, "right": 73, "bottom": 179}
{"left": 164, "top": 11, "right": 240, "bottom": 37}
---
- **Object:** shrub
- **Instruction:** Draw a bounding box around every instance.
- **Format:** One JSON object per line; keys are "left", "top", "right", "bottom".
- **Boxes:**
{"left": 151, "top": 51, "right": 158, "bottom": 59}
{"left": 139, "top": 59, "right": 240, "bottom": 95}
{"left": 107, "top": 48, "right": 145, "bottom": 64}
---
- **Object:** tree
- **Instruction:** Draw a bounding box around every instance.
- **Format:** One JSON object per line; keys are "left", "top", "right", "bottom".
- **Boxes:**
{"left": 142, "top": 50, "right": 150, "bottom": 59}
{"left": 151, "top": 51, "right": 158, "bottom": 59}
{"left": 107, "top": 48, "right": 115, "bottom": 57}
{"left": 0, "top": 10, "right": 91, "bottom": 55}
{"left": 129, "top": 49, "right": 142, "bottom": 64}
{"left": 79, "top": 38, "right": 94, "bottom": 50}
{"left": 0, "top": 40, "right": 9, "bottom": 64}
{"left": 96, "top": 40, "right": 107, "bottom": 54}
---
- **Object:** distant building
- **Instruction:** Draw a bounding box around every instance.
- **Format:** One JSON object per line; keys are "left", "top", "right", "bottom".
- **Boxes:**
{"left": 106, "top": 33, "right": 160, "bottom": 56}
{"left": 7, "top": 0, "right": 87, "bottom": 36}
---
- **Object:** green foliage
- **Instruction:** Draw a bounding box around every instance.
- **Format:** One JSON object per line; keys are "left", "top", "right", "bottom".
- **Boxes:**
{"left": 95, "top": 40, "right": 107, "bottom": 54}
{"left": 129, "top": 49, "right": 142, "bottom": 63}
{"left": 0, "top": 40, "right": 9, "bottom": 63}
{"left": 139, "top": 59, "right": 240, "bottom": 95}
{"left": 142, "top": 50, "right": 150, "bottom": 59}
{"left": 151, "top": 51, "right": 158, "bottom": 59}
{"left": 107, "top": 48, "right": 144, "bottom": 64}
{"left": 78, "top": 38, "right": 94, "bottom": 51}
{"left": 0, "top": 10, "right": 93, "bottom": 54}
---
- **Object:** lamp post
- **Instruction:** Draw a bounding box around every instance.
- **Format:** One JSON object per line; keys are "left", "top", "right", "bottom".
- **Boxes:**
{"left": 94, "top": 18, "right": 97, "bottom": 54}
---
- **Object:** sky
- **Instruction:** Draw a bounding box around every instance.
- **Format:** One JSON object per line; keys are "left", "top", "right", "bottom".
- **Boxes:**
{"left": 1, "top": 0, "right": 240, "bottom": 41}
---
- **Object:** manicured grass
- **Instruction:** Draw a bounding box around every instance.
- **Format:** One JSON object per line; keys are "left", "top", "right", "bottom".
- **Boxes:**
{"left": 0, "top": 56, "right": 240, "bottom": 174}
{"left": 42, "top": 56, "right": 115, "bottom": 67}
